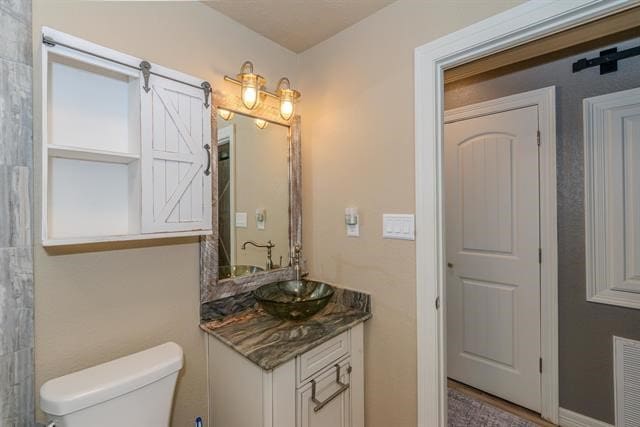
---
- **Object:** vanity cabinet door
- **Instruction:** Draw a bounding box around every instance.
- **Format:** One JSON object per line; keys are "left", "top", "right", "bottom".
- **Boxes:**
{"left": 297, "top": 358, "right": 352, "bottom": 427}
{"left": 140, "top": 73, "right": 212, "bottom": 233}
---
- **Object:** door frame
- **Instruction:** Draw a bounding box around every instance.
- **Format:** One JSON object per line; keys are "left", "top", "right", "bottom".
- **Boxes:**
{"left": 444, "top": 86, "right": 557, "bottom": 415}
{"left": 218, "top": 124, "right": 236, "bottom": 265}
{"left": 414, "top": 1, "right": 638, "bottom": 426}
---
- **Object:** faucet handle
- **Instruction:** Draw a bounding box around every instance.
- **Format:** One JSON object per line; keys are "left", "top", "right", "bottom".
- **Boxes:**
{"left": 290, "top": 244, "right": 302, "bottom": 267}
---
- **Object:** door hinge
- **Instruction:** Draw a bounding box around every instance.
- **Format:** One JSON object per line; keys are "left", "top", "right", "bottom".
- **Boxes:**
{"left": 435, "top": 296, "right": 440, "bottom": 310}
{"left": 539, "top": 357, "right": 543, "bottom": 373}
{"left": 537, "top": 130, "right": 541, "bottom": 146}
{"left": 539, "top": 248, "right": 542, "bottom": 264}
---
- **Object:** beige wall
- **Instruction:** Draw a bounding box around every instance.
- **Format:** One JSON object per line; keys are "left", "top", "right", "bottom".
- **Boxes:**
{"left": 33, "top": 1, "right": 297, "bottom": 425}
{"left": 297, "top": 0, "right": 522, "bottom": 425}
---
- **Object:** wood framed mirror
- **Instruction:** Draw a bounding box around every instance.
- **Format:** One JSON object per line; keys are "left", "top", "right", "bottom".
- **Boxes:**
{"left": 200, "top": 90, "right": 301, "bottom": 303}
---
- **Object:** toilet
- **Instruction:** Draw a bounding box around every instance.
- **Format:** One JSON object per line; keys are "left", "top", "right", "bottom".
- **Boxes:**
{"left": 40, "top": 342, "right": 183, "bottom": 427}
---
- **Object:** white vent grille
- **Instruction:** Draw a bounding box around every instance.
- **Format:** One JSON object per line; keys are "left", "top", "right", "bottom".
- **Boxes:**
{"left": 615, "top": 336, "right": 640, "bottom": 427}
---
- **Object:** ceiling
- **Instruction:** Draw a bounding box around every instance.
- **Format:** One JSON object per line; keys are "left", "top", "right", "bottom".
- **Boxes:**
{"left": 203, "top": 0, "right": 396, "bottom": 53}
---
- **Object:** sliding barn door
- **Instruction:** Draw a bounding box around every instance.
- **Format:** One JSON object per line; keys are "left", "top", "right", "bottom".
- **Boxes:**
{"left": 141, "top": 74, "right": 212, "bottom": 233}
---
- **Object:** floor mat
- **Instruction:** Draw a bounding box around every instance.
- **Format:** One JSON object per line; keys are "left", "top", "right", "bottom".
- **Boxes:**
{"left": 448, "top": 388, "right": 540, "bottom": 426}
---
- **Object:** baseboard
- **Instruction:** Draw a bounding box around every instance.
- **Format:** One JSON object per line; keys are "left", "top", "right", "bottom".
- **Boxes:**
{"left": 559, "top": 408, "right": 613, "bottom": 427}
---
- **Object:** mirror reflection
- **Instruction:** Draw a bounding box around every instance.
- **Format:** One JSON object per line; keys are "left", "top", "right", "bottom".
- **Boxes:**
{"left": 217, "top": 112, "right": 290, "bottom": 280}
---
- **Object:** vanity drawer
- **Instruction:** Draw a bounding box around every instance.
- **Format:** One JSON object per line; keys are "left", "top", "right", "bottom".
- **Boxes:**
{"left": 297, "top": 357, "right": 352, "bottom": 426}
{"left": 297, "top": 330, "right": 350, "bottom": 385}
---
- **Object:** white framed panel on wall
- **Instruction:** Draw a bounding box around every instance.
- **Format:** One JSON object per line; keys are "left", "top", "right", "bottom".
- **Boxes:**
{"left": 585, "top": 86, "right": 640, "bottom": 309}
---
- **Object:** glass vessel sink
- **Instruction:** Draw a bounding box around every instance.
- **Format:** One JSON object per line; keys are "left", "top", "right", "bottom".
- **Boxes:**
{"left": 219, "top": 265, "right": 264, "bottom": 280}
{"left": 253, "top": 280, "right": 335, "bottom": 321}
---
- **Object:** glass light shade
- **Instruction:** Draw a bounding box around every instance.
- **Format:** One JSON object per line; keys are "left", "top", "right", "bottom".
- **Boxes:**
{"left": 276, "top": 78, "right": 300, "bottom": 121}
{"left": 255, "top": 119, "right": 269, "bottom": 129}
{"left": 218, "top": 109, "right": 235, "bottom": 121}
{"left": 279, "top": 91, "right": 295, "bottom": 120}
{"left": 236, "top": 61, "right": 265, "bottom": 110}
{"left": 241, "top": 80, "right": 259, "bottom": 109}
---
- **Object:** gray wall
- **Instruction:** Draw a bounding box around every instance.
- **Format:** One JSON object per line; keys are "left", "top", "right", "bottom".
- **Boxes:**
{"left": 445, "top": 34, "right": 640, "bottom": 423}
{"left": 0, "top": 0, "right": 34, "bottom": 425}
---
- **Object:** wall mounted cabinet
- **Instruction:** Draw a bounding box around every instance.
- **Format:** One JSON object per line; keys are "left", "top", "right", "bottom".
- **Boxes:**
{"left": 41, "top": 28, "right": 212, "bottom": 246}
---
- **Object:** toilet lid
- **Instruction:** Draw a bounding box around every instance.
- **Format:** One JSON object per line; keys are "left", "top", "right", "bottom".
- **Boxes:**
{"left": 40, "top": 342, "right": 183, "bottom": 415}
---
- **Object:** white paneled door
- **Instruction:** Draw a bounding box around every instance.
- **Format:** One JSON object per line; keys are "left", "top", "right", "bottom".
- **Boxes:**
{"left": 141, "top": 74, "right": 212, "bottom": 233}
{"left": 445, "top": 105, "right": 541, "bottom": 412}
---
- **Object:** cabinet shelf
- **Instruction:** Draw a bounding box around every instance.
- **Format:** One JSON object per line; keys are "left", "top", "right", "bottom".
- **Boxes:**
{"left": 43, "top": 229, "right": 211, "bottom": 247}
{"left": 48, "top": 145, "right": 140, "bottom": 164}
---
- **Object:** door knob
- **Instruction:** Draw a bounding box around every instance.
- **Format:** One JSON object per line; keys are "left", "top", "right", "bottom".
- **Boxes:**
{"left": 447, "top": 262, "right": 453, "bottom": 268}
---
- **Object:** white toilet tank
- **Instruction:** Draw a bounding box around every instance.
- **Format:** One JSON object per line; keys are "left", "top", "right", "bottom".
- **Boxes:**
{"left": 40, "top": 342, "right": 183, "bottom": 427}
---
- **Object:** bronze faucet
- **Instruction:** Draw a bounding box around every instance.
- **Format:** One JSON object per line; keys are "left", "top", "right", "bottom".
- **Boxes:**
{"left": 241, "top": 240, "right": 276, "bottom": 270}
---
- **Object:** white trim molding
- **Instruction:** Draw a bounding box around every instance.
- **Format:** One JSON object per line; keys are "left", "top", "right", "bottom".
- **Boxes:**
{"left": 585, "top": 87, "right": 640, "bottom": 310}
{"left": 559, "top": 408, "right": 614, "bottom": 427}
{"left": 414, "top": 1, "right": 639, "bottom": 426}
{"left": 445, "top": 86, "right": 558, "bottom": 420}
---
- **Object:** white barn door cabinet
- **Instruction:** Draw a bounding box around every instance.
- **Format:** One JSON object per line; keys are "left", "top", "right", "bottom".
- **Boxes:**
{"left": 41, "top": 27, "right": 212, "bottom": 246}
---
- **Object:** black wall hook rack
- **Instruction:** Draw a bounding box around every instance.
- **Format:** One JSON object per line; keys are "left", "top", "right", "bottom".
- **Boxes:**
{"left": 572, "top": 45, "right": 640, "bottom": 74}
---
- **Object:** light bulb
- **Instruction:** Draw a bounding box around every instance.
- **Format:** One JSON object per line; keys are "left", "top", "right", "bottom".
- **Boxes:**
{"left": 276, "top": 78, "right": 300, "bottom": 121}
{"left": 218, "top": 109, "right": 235, "bottom": 121}
{"left": 237, "top": 62, "right": 264, "bottom": 110}
{"left": 255, "top": 119, "right": 268, "bottom": 129}
{"left": 242, "top": 85, "right": 258, "bottom": 109}
{"left": 280, "top": 98, "right": 294, "bottom": 120}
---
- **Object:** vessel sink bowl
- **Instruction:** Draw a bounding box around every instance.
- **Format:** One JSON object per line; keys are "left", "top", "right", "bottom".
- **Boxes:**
{"left": 253, "top": 280, "right": 335, "bottom": 321}
{"left": 219, "top": 265, "right": 264, "bottom": 280}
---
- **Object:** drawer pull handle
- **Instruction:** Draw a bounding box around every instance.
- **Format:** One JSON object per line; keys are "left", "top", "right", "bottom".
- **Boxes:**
{"left": 311, "top": 364, "right": 351, "bottom": 412}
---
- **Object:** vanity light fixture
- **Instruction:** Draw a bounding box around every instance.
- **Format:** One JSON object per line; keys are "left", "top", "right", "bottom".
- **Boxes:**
{"left": 218, "top": 108, "right": 235, "bottom": 121}
{"left": 255, "top": 119, "right": 269, "bottom": 129}
{"left": 237, "top": 61, "right": 265, "bottom": 110}
{"left": 224, "top": 62, "right": 301, "bottom": 120}
{"left": 276, "top": 78, "right": 301, "bottom": 120}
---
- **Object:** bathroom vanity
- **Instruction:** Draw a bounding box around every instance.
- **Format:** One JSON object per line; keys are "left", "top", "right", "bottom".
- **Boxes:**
{"left": 200, "top": 287, "right": 371, "bottom": 427}
{"left": 199, "top": 61, "right": 371, "bottom": 427}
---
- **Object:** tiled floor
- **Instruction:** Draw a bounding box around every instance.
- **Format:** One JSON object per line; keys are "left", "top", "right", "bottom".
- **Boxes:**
{"left": 448, "top": 380, "right": 557, "bottom": 427}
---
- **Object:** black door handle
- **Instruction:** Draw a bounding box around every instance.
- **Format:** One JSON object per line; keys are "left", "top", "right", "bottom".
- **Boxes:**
{"left": 204, "top": 144, "right": 211, "bottom": 176}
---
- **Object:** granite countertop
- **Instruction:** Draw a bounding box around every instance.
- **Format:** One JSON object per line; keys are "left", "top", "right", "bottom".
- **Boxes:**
{"left": 200, "top": 285, "right": 372, "bottom": 371}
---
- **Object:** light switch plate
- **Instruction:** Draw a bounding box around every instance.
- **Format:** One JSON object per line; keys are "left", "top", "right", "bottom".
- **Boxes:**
{"left": 235, "top": 212, "right": 248, "bottom": 228}
{"left": 383, "top": 214, "right": 415, "bottom": 240}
